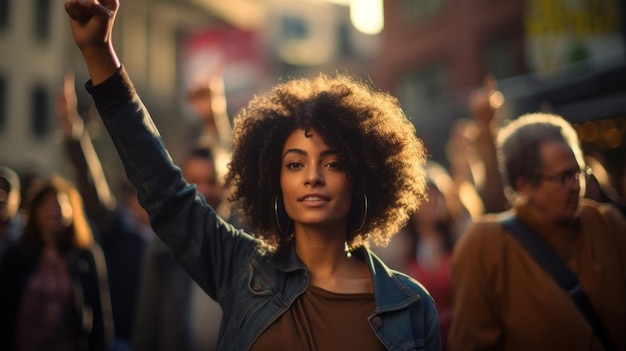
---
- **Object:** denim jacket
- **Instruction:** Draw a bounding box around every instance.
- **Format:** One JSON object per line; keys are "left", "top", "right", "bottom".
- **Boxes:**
{"left": 87, "top": 67, "right": 441, "bottom": 351}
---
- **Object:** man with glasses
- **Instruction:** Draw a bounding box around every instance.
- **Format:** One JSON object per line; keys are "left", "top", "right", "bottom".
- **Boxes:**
{"left": 449, "top": 113, "right": 626, "bottom": 350}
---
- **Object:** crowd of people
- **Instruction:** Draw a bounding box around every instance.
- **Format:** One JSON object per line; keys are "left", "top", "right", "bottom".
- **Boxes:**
{"left": 0, "top": 0, "right": 624, "bottom": 350}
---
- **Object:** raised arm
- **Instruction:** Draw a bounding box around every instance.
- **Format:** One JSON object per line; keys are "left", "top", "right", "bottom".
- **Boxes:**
{"left": 64, "top": 0, "right": 259, "bottom": 301}
{"left": 467, "top": 75, "right": 508, "bottom": 213}
{"left": 65, "top": 0, "right": 121, "bottom": 85}
{"left": 57, "top": 71, "right": 117, "bottom": 233}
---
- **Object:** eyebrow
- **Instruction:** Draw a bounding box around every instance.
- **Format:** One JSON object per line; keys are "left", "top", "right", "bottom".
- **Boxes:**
{"left": 282, "top": 148, "right": 337, "bottom": 159}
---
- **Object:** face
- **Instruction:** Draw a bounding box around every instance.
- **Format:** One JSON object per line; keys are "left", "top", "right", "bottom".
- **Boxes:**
{"left": 183, "top": 156, "right": 222, "bottom": 209}
{"left": 520, "top": 141, "right": 584, "bottom": 224}
{"left": 415, "top": 185, "right": 443, "bottom": 226}
{"left": 36, "top": 191, "right": 73, "bottom": 237}
{"left": 280, "top": 128, "right": 353, "bottom": 231}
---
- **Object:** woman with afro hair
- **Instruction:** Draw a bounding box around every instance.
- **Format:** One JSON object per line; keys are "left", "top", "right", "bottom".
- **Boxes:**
{"left": 65, "top": 0, "right": 440, "bottom": 349}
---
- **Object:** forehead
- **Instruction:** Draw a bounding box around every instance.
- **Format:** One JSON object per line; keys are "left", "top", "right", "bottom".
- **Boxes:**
{"left": 35, "top": 190, "right": 64, "bottom": 206}
{"left": 183, "top": 157, "right": 217, "bottom": 178}
{"left": 538, "top": 140, "right": 579, "bottom": 172}
{"left": 282, "top": 128, "right": 330, "bottom": 152}
{"left": 184, "top": 156, "right": 216, "bottom": 170}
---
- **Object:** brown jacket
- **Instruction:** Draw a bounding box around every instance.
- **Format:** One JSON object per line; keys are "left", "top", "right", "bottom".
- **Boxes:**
{"left": 449, "top": 199, "right": 626, "bottom": 350}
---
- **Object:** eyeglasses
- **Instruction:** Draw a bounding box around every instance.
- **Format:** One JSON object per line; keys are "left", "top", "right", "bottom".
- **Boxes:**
{"left": 536, "top": 167, "right": 592, "bottom": 187}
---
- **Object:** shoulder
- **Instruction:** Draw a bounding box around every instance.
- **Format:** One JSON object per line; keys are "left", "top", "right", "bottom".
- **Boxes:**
{"left": 386, "top": 269, "right": 440, "bottom": 341}
{"left": 450, "top": 213, "right": 515, "bottom": 283}
{"left": 367, "top": 249, "right": 434, "bottom": 305}
{"left": 580, "top": 199, "right": 626, "bottom": 231}
{"left": 579, "top": 198, "right": 626, "bottom": 247}
{"left": 453, "top": 213, "right": 507, "bottom": 256}
{"left": 68, "top": 245, "right": 107, "bottom": 272}
{"left": 581, "top": 199, "right": 625, "bottom": 221}
{"left": 393, "top": 270, "right": 434, "bottom": 299}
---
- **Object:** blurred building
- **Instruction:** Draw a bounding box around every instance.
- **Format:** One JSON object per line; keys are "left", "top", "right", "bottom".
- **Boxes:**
{"left": 0, "top": 0, "right": 373, "bottom": 187}
{"left": 0, "top": 0, "right": 71, "bottom": 174}
{"left": 0, "top": 0, "right": 256, "bottom": 187}
{"left": 1, "top": 0, "right": 624, "bottom": 189}
{"left": 374, "top": 0, "right": 626, "bottom": 173}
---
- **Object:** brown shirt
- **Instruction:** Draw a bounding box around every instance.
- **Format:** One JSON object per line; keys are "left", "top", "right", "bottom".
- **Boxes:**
{"left": 449, "top": 199, "right": 626, "bottom": 351}
{"left": 251, "top": 285, "right": 385, "bottom": 351}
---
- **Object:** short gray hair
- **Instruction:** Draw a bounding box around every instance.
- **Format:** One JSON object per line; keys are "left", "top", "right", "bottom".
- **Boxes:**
{"left": 496, "top": 112, "right": 584, "bottom": 193}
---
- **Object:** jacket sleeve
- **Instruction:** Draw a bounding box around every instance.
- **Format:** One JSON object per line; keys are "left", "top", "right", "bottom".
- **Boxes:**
{"left": 448, "top": 221, "right": 503, "bottom": 351}
{"left": 85, "top": 67, "right": 260, "bottom": 301}
{"left": 424, "top": 296, "right": 442, "bottom": 351}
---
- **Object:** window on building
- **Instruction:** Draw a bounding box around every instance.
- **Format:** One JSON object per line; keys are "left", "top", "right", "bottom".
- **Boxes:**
{"left": 399, "top": 0, "right": 445, "bottom": 24}
{"left": 338, "top": 21, "right": 353, "bottom": 57}
{"left": 280, "top": 14, "right": 309, "bottom": 41}
{"left": 31, "top": 85, "right": 49, "bottom": 137}
{"left": 0, "top": 75, "right": 6, "bottom": 130}
{"left": 486, "top": 39, "right": 519, "bottom": 79}
{"left": 398, "top": 62, "right": 448, "bottom": 118}
{"left": 398, "top": 63, "right": 450, "bottom": 165}
{"left": 34, "top": 0, "right": 51, "bottom": 41}
{"left": 0, "top": 0, "right": 9, "bottom": 30}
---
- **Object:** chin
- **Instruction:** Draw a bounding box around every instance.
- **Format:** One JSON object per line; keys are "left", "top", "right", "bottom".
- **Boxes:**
{"left": 558, "top": 206, "right": 580, "bottom": 224}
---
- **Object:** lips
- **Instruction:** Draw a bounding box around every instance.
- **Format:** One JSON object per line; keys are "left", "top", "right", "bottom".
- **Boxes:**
{"left": 298, "top": 195, "right": 329, "bottom": 202}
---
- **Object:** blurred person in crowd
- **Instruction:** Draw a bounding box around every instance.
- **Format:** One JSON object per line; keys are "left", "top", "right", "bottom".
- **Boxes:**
{"left": 403, "top": 162, "right": 474, "bottom": 351}
{"left": 133, "top": 147, "right": 227, "bottom": 351}
{"left": 0, "top": 175, "right": 113, "bottom": 351}
{"left": 57, "top": 71, "right": 153, "bottom": 350}
{"left": 373, "top": 161, "right": 475, "bottom": 351}
{"left": 64, "top": 0, "right": 441, "bottom": 349}
{"left": 187, "top": 74, "right": 232, "bottom": 180}
{"left": 584, "top": 155, "right": 626, "bottom": 216}
{"left": 447, "top": 75, "right": 508, "bottom": 214}
{"left": 0, "top": 165, "right": 24, "bottom": 259}
{"left": 449, "top": 113, "right": 626, "bottom": 350}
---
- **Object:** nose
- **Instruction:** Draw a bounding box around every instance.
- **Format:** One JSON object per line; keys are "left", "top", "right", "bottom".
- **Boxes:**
{"left": 41, "top": 202, "right": 63, "bottom": 221}
{"left": 304, "top": 165, "right": 324, "bottom": 186}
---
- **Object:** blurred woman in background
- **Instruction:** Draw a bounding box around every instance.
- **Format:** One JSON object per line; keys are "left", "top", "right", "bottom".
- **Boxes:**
{"left": 372, "top": 161, "right": 477, "bottom": 350}
{"left": 0, "top": 175, "right": 113, "bottom": 351}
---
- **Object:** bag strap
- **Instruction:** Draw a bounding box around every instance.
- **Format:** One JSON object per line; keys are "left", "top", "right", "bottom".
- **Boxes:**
{"left": 499, "top": 215, "right": 615, "bottom": 351}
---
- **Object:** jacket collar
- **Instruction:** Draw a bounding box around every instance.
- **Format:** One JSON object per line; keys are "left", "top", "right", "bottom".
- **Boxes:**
{"left": 269, "top": 240, "right": 307, "bottom": 272}
{"left": 272, "top": 242, "right": 421, "bottom": 310}
{"left": 362, "top": 247, "right": 422, "bottom": 311}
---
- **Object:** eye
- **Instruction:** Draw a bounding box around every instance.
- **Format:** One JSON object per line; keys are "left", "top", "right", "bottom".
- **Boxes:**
{"left": 560, "top": 169, "right": 578, "bottom": 179}
{"left": 325, "top": 161, "right": 344, "bottom": 170}
{"left": 286, "top": 161, "right": 303, "bottom": 170}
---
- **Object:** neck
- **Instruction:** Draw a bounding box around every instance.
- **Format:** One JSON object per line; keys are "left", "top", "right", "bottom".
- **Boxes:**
{"left": 515, "top": 204, "right": 580, "bottom": 258}
{"left": 294, "top": 224, "right": 372, "bottom": 293}
{"left": 516, "top": 202, "right": 576, "bottom": 231}
{"left": 294, "top": 225, "right": 347, "bottom": 274}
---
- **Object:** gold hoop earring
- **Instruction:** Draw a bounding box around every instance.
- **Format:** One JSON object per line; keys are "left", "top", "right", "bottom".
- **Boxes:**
{"left": 274, "top": 195, "right": 291, "bottom": 234}
{"left": 351, "top": 193, "right": 368, "bottom": 232}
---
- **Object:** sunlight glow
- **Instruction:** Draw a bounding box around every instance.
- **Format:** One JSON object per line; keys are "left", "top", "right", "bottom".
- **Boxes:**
{"left": 349, "top": 0, "right": 384, "bottom": 35}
